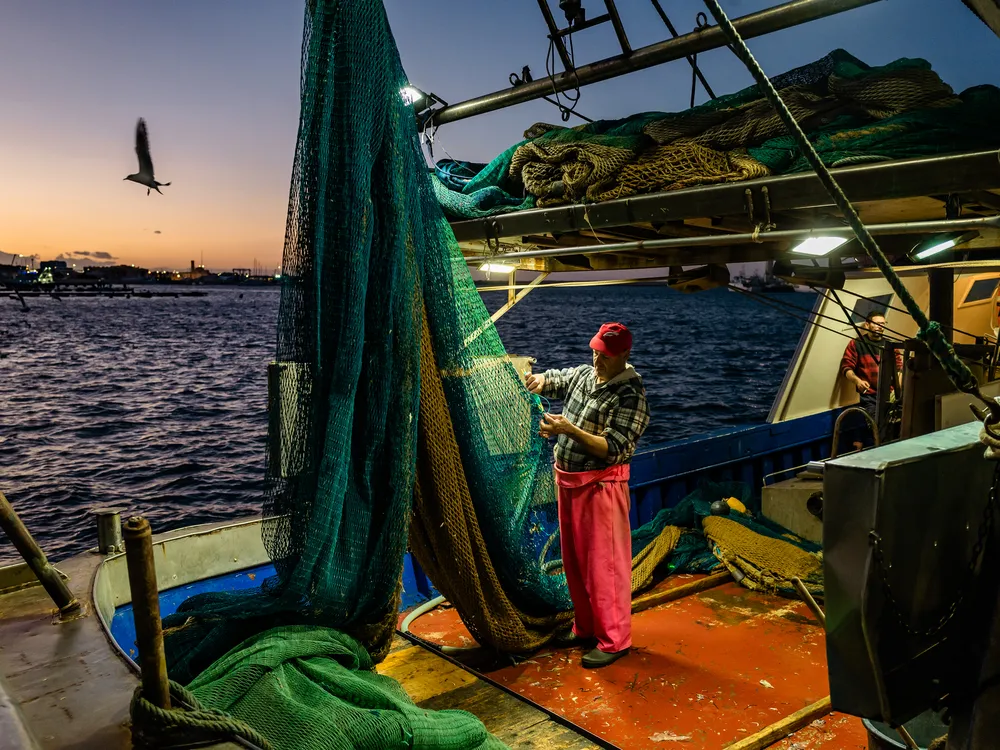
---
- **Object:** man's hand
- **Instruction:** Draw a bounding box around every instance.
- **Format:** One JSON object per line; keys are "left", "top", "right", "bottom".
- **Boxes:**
{"left": 540, "top": 413, "right": 575, "bottom": 439}
{"left": 525, "top": 373, "right": 545, "bottom": 394}
{"left": 855, "top": 379, "right": 872, "bottom": 394}
{"left": 540, "top": 412, "right": 610, "bottom": 460}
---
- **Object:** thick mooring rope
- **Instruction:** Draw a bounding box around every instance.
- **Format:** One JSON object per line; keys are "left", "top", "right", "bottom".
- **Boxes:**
{"left": 701, "top": 0, "right": 1000, "bottom": 431}
{"left": 130, "top": 680, "right": 273, "bottom": 750}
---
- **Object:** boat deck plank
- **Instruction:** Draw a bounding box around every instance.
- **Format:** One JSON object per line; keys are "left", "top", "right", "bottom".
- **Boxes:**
{"left": 410, "top": 660, "right": 599, "bottom": 749}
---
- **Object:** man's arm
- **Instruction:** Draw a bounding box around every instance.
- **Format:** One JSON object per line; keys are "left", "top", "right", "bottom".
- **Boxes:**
{"left": 540, "top": 388, "right": 651, "bottom": 462}
{"left": 527, "top": 366, "right": 581, "bottom": 401}
{"left": 603, "top": 390, "right": 651, "bottom": 464}
{"left": 840, "top": 340, "right": 870, "bottom": 393}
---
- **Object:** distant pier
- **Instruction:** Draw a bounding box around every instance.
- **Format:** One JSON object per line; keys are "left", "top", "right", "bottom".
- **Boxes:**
{"left": 6, "top": 287, "right": 208, "bottom": 299}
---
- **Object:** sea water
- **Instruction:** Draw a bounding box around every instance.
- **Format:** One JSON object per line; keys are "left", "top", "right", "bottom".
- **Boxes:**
{"left": 0, "top": 285, "right": 813, "bottom": 561}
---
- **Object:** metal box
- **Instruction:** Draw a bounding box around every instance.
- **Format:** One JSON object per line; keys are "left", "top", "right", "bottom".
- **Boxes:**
{"left": 823, "top": 421, "right": 999, "bottom": 724}
{"left": 762, "top": 476, "right": 824, "bottom": 543}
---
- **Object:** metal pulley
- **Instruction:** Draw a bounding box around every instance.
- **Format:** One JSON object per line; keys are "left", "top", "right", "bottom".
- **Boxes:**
{"left": 558, "top": 0, "right": 585, "bottom": 26}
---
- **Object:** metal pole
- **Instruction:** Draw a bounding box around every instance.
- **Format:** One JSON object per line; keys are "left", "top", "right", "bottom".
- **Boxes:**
{"left": 431, "top": 0, "right": 881, "bottom": 126}
{"left": 93, "top": 508, "right": 124, "bottom": 555}
{"left": 929, "top": 268, "right": 955, "bottom": 344}
{"left": 0, "top": 491, "right": 80, "bottom": 616}
{"left": 792, "top": 576, "right": 826, "bottom": 627}
{"left": 123, "top": 516, "right": 171, "bottom": 710}
{"left": 650, "top": 0, "right": 717, "bottom": 99}
{"left": 535, "top": 0, "right": 574, "bottom": 72}
{"left": 464, "top": 215, "right": 1000, "bottom": 264}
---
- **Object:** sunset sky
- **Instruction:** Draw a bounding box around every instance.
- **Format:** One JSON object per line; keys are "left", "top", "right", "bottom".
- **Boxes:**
{"left": 1, "top": 0, "right": 997, "bottom": 273}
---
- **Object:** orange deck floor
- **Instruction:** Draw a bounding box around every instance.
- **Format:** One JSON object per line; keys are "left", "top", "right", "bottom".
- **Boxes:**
{"left": 401, "top": 574, "right": 870, "bottom": 750}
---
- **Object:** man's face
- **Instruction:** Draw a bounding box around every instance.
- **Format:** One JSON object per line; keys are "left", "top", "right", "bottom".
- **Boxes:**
{"left": 593, "top": 348, "right": 628, "bottom": 379}
{"left": 865, "top": 316, "right": 886, "bottom": 340}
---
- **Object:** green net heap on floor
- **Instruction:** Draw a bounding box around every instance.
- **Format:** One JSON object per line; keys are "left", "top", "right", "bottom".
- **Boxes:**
{"left": 148, "top": 2, "right": 823, "bottom": 747}
{"left": 435, "top": 49, "right": 1000, "bottom": 220}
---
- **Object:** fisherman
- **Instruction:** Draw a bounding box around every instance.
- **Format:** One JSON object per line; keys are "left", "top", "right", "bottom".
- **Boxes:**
{"left": 839, "top": 310, "right": 902, "bottom": 448}
{"left": 525, "top": 322, "right": 650, "bottom": 669}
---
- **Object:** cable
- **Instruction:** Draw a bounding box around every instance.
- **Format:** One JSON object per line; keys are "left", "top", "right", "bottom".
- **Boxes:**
{"left": 648, "top": 0, "right": 717, "bottom": 103}
{"left": 399, "top": 595, "right": 478, "bottom": 653}
{"left": 510, "top": 67, "right": 594, "bottom": 123}
{"left": 545, "top": 29, "right": 584, "bottom": 122}
{"left": 727, "top": 284, "right": 857, "bottom": 342}
{"left": 701, "top": 0, "right": 997, "bottom": 423}
{"left": 836, "top": 286, "right": 997, "bottom": 343}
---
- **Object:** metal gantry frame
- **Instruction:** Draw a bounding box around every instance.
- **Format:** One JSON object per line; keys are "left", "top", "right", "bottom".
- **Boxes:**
{"left": 428, "top": 0, "right": 882, "bottom": 126}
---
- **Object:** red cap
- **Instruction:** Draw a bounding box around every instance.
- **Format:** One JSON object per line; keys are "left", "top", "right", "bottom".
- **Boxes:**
{"left": 590, "top": 322, "right": 632, "bottom": 357}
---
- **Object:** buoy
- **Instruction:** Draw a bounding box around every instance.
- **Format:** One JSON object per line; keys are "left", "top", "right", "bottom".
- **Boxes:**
{"left": 710, "top": 500, "right": 731, "bottom": 516}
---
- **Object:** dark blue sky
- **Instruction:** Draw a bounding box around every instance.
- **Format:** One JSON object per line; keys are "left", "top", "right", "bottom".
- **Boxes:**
{"left": 0, "top": 0, "right": 996, "bottom": 270}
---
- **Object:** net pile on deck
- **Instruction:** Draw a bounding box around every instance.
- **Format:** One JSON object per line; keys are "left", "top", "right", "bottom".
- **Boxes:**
{"left": 435, "top": 49, "right": 1000, "bottom": 219}
{"left": 149, "top": 1, "right": 820, "bottom": 747}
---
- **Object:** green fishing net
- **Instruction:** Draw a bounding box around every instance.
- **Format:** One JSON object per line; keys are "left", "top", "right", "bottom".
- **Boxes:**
{"left": 185, "top": 626, "right": 505, "bottom": 750}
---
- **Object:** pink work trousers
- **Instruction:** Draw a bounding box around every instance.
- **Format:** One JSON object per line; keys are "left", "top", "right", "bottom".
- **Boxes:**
{"left": 555, "top": 463, "right": 632, "bottom": 653}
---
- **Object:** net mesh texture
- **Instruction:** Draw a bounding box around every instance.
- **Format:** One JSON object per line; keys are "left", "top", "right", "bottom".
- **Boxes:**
{"left": 154, "top": 2, "right": 826, "bottom": 747}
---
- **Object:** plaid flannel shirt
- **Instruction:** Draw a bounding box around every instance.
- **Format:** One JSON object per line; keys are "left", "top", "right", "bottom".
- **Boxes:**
{"left": 540, "top": 364, "right": 651, "bottom": 473}
{"left": 840, "top": 336, "right": 902, "bottom": 394}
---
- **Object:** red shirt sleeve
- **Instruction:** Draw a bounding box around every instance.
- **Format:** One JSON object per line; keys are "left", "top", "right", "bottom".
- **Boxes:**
{"left": 840, "top": 339, "right": 857, "bottom": 378}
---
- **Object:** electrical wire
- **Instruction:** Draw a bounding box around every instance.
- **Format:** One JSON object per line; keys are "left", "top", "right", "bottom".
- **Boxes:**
{"left": 836, "top": 286, "right": 997, "bottom": 343}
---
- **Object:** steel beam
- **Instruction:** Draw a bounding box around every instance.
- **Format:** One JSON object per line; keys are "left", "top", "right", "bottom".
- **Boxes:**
{"left": 450, "top": 150, "right": 1000, "bottom": 244}
{"left": 431, "top": 0, "right": 882, "bottom": 126}
{"left": 463, "top": 215, "right": 1000, "bottom": 264}
{"left": 535, "top": 0, "right": 574, "bottom": 72}
{"left": 603, "top": 0, "right": 632, "bottom": 55}
{"left": 962, "top": 0, "right": 1000, "bottom": 37}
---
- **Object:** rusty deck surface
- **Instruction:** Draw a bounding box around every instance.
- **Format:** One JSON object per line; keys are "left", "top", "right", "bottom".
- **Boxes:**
{"left": 0, "top": 542, "right": 598, "bottom": 749}
{"left": 404, "top": 574, "right": 870, "bottom": 750}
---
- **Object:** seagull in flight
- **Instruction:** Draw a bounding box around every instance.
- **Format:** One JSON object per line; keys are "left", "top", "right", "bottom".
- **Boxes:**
{"left": 124, "top": 118, "right": 171, "bottom": 195}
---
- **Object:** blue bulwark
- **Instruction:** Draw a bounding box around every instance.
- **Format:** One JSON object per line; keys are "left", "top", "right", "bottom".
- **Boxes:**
{"left": 628, "top": 410, "right": 842, "bottom": 525}
{"left": 110, "top": 558, "right": 439, "bottom": 663}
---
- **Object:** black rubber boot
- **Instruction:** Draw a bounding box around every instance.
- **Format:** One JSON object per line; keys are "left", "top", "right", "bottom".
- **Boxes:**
{"left": 582, "top": 647, "right": 629, "bottom": 668}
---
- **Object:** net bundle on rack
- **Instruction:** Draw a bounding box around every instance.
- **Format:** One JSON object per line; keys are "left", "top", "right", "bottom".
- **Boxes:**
{"left": 435, "top": 49, "right": 1000, "bottom": 218}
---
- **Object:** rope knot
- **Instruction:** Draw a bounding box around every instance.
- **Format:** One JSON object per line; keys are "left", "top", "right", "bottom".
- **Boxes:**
{"left": 129, "top": 680, "right": 273, "bottom": 750}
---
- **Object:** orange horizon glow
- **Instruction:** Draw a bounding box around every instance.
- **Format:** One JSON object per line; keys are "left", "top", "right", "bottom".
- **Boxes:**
{"left": 0, "top": 138, "right": 291, "bottom": 272}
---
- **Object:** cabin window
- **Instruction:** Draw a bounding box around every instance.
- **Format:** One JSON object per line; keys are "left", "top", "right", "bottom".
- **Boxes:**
{"left": 961, "top": 277, "right": 998, "bottom": 305}
{"left": 850, "top": 294, "right": 893, "bottom": 323}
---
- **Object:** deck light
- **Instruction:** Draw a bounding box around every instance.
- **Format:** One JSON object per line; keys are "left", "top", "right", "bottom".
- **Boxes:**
{"left": 479, "top": 262, "right": 516, "bottom": 274}
{"left": 909, "top": 231, "right": 980, "bottom": 261}
{"left": 400, "top": 86, "right": 426, "bottom": 107}
{"left": 790, "top": 236, "right": 850, "bottom": 256}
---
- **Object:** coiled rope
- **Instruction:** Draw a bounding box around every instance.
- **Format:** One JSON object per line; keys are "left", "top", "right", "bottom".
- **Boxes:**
{"left": 130, "top": 680, "right": 273, "bottom": 750}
